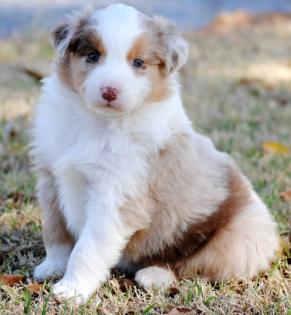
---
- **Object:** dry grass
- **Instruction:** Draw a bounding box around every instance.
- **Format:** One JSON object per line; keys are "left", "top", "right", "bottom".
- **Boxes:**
{"left": 0, "top": 15, "right": 290, "bottom": 314}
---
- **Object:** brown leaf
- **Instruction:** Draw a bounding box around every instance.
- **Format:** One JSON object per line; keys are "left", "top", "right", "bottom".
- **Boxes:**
{"left": 3, "top": 121, "right": 18, "bottom": 143}
{"left": 200, "top": 12, "right": 291, "bottom": 34}
{"left": 0, "top": 274, "right": 25, "bottom": 286}
{"left": 237, "top": 78, "right": 273, "bottom": 91}
{"left": 117, "top": 278, "right": 135, "bottom": 292}
{"left": 99, "top": 306, "right": 115, "bottom": 315}
{"left": 279, "top": 190, "right": 291, "bottom": 202}
{"left": 27, "top": 283, "right": 42, "bottom": 294}
{"left": 167, "top": 286, "right": 180, "bottom": 298}
{"left": 7, "top": 191, "right": 25, "bottom": 203}
{"left": 21, "top": 67, "right": 44, "bottom": 82}
{"left": 166, "top": 307, "right": 194, "bottom": 315}
{"left": 263, "top": 141, "right": 289, "bottom": 155}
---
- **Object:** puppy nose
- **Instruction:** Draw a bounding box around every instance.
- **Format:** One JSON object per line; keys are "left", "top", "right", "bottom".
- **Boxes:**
{"left": 101, "top": 86, "right": 118, "bottom": 102}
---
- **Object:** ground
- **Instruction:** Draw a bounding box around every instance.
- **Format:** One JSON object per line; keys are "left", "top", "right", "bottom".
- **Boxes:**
{"left": 0, "top": 13, "right": 290, "bottom": 315}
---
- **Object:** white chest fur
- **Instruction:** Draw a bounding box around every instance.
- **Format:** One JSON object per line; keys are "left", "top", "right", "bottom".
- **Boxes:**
{"left": 54, "top": 129, "right": 149, "bottom": 237}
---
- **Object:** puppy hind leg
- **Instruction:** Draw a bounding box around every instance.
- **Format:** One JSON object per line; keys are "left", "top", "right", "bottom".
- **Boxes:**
{"left": 135, "top": 266, "right": 176, "bottom": 290}
{"left": 179, "top": 203, "right": 278, "bottom": 281}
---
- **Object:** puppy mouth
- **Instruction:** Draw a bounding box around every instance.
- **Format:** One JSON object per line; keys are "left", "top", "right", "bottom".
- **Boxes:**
{"left": 96, "top": 101, "right": 123, "bottom": 112}
{"left": 105, "top": 102, "right": 122, "bottom": 111}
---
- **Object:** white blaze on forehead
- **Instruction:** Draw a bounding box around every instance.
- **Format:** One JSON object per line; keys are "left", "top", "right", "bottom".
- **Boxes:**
{"left": 91, "top": 4, "right": 143, "bottom": 59}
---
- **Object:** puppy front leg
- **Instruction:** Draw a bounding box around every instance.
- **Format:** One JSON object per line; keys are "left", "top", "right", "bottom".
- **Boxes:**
{"left": 53, "top": 195, "right": 131, "bottom": 304}
{"left": 34, "top": 170, "right": 74, "bottom": 281}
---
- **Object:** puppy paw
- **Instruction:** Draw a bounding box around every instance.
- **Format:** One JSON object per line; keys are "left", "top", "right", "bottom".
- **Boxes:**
{"left": 33, "top": 258, "right": 65, "bottom": 281}
{"left": 135, "top": 266, "right": 175, "bottom": 290}
{"left": 53, "top": 277, "right": 96, "bottom": 305}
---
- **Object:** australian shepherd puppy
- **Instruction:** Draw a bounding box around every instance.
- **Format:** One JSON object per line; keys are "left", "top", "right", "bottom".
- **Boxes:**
{"left": 31, "top": 4, "right": 278, "bottom": 304}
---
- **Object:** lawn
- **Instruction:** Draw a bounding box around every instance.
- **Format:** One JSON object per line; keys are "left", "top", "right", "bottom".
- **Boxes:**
{"left": 0, "top": 14, "right": 290, "bottom": 314}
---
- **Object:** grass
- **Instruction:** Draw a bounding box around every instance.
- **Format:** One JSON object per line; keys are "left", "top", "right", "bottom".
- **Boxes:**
{"left": 0, "top": 16, "right": 290, "bottom": 315}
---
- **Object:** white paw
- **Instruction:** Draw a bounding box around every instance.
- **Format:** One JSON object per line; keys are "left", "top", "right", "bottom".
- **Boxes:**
{"left": 53, "top": 277, "right": 96, "bottom": 305}
{"left": 33, "top": 245, "right": 72, "bottom": 281}
{"left": 135, "top": 266, "right": 175, "bottom": 290}
{"left": 33, "top": 258, "right": 65, "bottom": 281}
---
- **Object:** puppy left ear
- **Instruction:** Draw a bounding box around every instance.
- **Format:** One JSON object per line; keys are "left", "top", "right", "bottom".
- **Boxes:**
{"left": 149, "top": 16, "right": 189, "bottom": 75}
{"left": 165, "top": 35, "right": 189, "bottom": 74}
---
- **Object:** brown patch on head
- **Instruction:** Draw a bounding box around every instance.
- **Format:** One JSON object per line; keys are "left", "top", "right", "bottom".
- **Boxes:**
{"left": 58, "top": 55, "right": 88, "bottom": 92}
{"left": 127, "top": 35, "right": 148, "bottom": 64}
{"left": 145, "top": 65, "right": 172, "bottom": 103}
{"left": 125, "top": 14, "right": 189, "bottom": 103}
{"left": 54, "top": 17, "right": 106, "bottom": 92}
{"left": 127, "top": 33, "right": 172, "bottom": 103}
{"left": 67, "top": 28, "right": 106, "bottom": 57}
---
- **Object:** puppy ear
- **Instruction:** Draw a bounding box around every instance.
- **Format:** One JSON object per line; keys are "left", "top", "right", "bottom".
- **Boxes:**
{"left": 165, "top": 35, "right": 189, "bottom": 73}
{"left": 149, "top": 16, "right": 189, "bottom": 74}
{"left": 51, "top": 7, "right": 92, "bottom": 58}
{"left": 51, "top": 23, "right": 73, "bottom": 58}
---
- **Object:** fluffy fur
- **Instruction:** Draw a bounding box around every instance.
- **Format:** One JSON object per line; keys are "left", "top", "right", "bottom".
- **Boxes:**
{"left": 31, "top": 4, "right": 279, "bottom": 304}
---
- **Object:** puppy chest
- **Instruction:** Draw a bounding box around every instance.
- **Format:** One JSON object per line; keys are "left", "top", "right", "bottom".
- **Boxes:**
{"left": 54, "top": 142, "right": 148, "bottom": 237}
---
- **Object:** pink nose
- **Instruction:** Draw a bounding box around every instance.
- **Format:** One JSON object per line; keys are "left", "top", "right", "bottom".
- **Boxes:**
{"left": 101, "top": 87, "right": 118, "bottom": 102}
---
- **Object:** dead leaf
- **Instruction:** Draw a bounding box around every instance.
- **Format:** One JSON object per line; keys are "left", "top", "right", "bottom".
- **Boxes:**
{"left": 3, "top": 121, "right": 18, "bottom": 143}
{"left": 237, "top": 78, "right": 273, "bottom": 91}
{"left": 117, "top": 278, "right": 135, "bottom": 292}
{"left": 263, "top": 141, "right": 289, "bottom": 155}
{"left": 166, "top": 307, "right": 194, "bottom": 315}
{"left": 0, "top": 274, "right": 25, "bottom": 286}
{"left": 167, "top": 287, "right": 180, "bottom": 298}
{"left": 279, "top": 190, "right": 291, "bottom": 202}
{"left": 200, "top": 12, "right": 291, "bottom": 34}
{"left": 27, "top": 283, "right": 42, "bottom": 294}
{"left": 21, "top": 67, "right": 44, "bottom": 82}
{"left": 7, "top": 191, "right": 25, "bottom": 203}
{"left": 201, "top": 11, "right": 252, "bottom": 33}
{"left": 99, "top": 306, "right": 115, "bottom": 315}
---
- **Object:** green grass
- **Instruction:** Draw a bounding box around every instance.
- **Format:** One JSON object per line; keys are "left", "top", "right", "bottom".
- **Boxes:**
{"left": 0, "top": 17, "right": 290, "bottom": 314}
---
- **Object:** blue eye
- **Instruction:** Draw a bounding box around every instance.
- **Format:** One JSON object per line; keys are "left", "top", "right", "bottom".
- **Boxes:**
{"left": 133, "top": 58, "right": 144, "bottom": 68}
{"left": 86, "top": 51, "right": 100, "bottom": 63}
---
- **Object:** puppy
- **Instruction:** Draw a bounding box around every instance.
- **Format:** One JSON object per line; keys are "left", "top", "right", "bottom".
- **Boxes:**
{"left": 31, "top": 4, "right": 278, "bottom": 304}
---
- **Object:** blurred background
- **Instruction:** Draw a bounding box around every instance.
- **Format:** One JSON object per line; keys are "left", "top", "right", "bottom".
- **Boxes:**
{"left": 0, "top": 0, "right": 290, "bottom": 303}
{"left": 1, "top": 0, "right": 291, "bottom": 37}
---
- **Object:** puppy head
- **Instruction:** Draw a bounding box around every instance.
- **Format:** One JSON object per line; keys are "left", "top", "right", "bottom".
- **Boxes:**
{"left": 52, "top": 4, "right": 188, "bottom": 115}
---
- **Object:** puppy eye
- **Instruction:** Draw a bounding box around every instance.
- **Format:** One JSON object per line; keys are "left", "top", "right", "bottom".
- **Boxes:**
{"left": 86, "top": 51, "right": 100, "bottom": 64}
{"left": 133, "top": 58, "right": 144, "bottom": 68}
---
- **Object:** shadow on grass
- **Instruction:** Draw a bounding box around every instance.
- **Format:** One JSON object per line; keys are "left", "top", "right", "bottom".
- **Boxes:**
{"left": 0, "top": 223, "right": 44, "bottom": 277}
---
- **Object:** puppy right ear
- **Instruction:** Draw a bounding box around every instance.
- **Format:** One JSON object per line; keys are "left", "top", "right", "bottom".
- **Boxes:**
{"left": 51, "top": 23, "right": 73, "bottom": 58}
{"left": 51, "top": 7, "right": 92, "bottom": 58}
